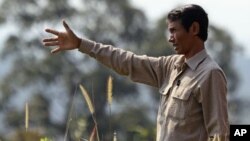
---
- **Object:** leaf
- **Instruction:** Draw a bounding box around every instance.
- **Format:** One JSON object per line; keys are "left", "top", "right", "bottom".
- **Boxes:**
{"left": 79, "top": 84, "right": 95, "bottom": 114}
{"left": 107, "top": 76, "right": 113, "bottom": 105}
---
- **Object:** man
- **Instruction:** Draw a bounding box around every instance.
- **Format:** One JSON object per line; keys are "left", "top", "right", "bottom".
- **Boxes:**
{"left": 43, "top": 4, "right": 229, "bottom": 141}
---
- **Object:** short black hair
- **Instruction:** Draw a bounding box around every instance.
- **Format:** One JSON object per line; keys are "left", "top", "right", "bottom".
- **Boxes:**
{"left": 167, "top": 4, "right": 209, "bottom": 41}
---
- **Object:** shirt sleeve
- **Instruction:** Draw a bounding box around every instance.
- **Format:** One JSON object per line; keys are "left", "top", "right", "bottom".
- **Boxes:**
{"left": 198, "top": 69, "right": 229, "bottom": 141}
{"left": 78, "top": 38, "right": 171, "bottom": 88}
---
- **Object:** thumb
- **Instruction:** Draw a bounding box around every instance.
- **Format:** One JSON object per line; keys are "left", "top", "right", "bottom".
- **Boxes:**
{"left": 63, "top": 20, "right": 72, "bottom": 33}
{"left": 51, "top": 47, "right": 61, "bottom": 54}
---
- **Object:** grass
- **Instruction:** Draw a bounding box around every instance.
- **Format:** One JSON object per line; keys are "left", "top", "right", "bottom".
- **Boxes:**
{"left": 24, "top": 75, "right": 116, "bottom": 141}
{"left": 79, "top": 75, "right": 114, "bottom": 141}
{"left": 25, "top": 102, "right": 29, "bottom": 132}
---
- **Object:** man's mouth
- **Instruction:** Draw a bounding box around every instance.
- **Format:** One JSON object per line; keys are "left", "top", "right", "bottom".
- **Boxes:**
{"left": 173, "top": 44, "right": 177, "bottom": 49}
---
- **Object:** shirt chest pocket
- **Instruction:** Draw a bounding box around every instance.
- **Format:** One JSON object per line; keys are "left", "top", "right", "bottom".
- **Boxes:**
{"left": 165, "top": 87, "right": 193, "bottom": 120}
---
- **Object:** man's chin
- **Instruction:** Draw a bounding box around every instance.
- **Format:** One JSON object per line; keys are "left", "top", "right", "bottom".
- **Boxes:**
{"left": 173, "top": 47, "right": 183, "bottom": 54}
{"left": 175, "top": 50, "right": 186, "bottom": 56}
{"left": 174, "top": 49, "right": 181, "bottom": 54}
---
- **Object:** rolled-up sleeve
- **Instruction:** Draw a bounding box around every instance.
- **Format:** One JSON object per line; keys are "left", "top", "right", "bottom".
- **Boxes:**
{"left": 197, "top": 69, "right": 229, "bottom": 141}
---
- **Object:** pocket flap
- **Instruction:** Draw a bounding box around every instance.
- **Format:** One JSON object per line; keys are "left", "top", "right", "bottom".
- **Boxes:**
{"left": 159, "top": 84, "right": 172, "bottom": 95}
{"left": 172, "top": 88, "right": 192, "bottom": 100}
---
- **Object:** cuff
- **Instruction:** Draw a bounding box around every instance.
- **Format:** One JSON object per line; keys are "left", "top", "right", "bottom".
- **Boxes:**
{"left": 78, "top": 38, "right": 96, "bottom": 54}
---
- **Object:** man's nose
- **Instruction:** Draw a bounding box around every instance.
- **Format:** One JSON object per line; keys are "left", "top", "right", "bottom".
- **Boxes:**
{"left": 168, "top": 34, "right": 174, "bottom": 43}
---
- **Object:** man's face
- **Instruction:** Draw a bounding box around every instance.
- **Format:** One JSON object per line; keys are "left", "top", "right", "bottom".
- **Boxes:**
{"left": 167, "top": 20, "right": 193, "bottom": 55}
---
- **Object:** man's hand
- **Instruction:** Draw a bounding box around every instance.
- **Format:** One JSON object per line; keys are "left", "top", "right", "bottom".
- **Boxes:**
{"left": 43, "top": 20, "right": 81, "bottom": 54}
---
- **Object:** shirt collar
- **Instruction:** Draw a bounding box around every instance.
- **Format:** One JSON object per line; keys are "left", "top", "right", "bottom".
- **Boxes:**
{"left": 185, "top": 49, "right": 208, "bottom": 71}
{"left": 174, "top": 55, "right": 185, "bottom": 70}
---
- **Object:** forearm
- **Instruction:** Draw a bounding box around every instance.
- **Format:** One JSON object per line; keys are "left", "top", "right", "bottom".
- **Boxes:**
{"left": 78, "top": 38, "right": 135, "bottom": 75}
{"left": 78, "top": 38, "right": 164, "bottom": 87}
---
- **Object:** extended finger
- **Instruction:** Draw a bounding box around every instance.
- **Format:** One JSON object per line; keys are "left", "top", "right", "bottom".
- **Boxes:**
{"left": 45, "top": 28, "right": 60, "bottom": 36}
{"left": 63, "top": 20, "right": 72, "bottom": 32}
{"left": 43, "top": 37, "right": 58, "bottom": 42}
{"left": 43, "top": 41, "right": 59, "bottom": 47}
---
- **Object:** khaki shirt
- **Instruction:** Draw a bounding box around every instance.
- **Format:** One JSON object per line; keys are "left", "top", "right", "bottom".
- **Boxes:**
{"left": 79, "top": 38, "right": 229, "bottom": 141}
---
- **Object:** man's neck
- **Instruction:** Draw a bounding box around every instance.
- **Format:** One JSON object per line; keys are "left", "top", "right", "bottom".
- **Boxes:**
{"left": 185, "top": 41, "right": 205, "bottom": 59}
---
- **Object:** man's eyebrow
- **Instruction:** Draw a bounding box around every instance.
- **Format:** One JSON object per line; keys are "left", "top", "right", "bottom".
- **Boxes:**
{"left": 168, "top": 27, "right": 175, "bottom": 32}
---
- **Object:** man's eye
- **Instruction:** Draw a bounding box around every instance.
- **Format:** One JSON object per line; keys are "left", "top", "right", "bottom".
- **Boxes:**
{"left": 169, "top": 29, "right": 175, "bottom": 34}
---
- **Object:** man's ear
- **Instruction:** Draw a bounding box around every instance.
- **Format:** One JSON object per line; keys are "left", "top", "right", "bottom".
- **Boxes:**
{"left": 190, "top": 22, "right": 200, "bottom": 36}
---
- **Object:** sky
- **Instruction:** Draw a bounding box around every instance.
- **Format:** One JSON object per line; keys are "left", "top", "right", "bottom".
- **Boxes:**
{"left": 130, "top": 0, "right": 250, "bottom": 57}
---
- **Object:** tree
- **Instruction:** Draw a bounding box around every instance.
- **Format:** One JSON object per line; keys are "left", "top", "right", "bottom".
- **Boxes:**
{"left": 0, "top": 0, "right": 151, "bottom": 140}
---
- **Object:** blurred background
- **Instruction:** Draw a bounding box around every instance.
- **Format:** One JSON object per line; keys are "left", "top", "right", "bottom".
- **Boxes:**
{"left": 0, "top": 0, "right": 249, "bottom": 141}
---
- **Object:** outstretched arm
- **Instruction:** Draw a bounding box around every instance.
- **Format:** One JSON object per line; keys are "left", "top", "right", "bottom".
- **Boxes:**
{"left": 43, "top": 20, "right": 81, "bottom": 53}
{"left": 43, "top": 20, "right": 171, "bottom": 88}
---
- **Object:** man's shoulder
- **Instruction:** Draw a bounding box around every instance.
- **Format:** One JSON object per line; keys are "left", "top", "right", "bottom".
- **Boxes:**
{"left": 197, "top": 56, "right": 227, "bottom": 85}
{"left": 203, "top": 56, "right": 222, "bottom": 70}
{"left": 201, "top": 56, "right": 226, "bottom": 77}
